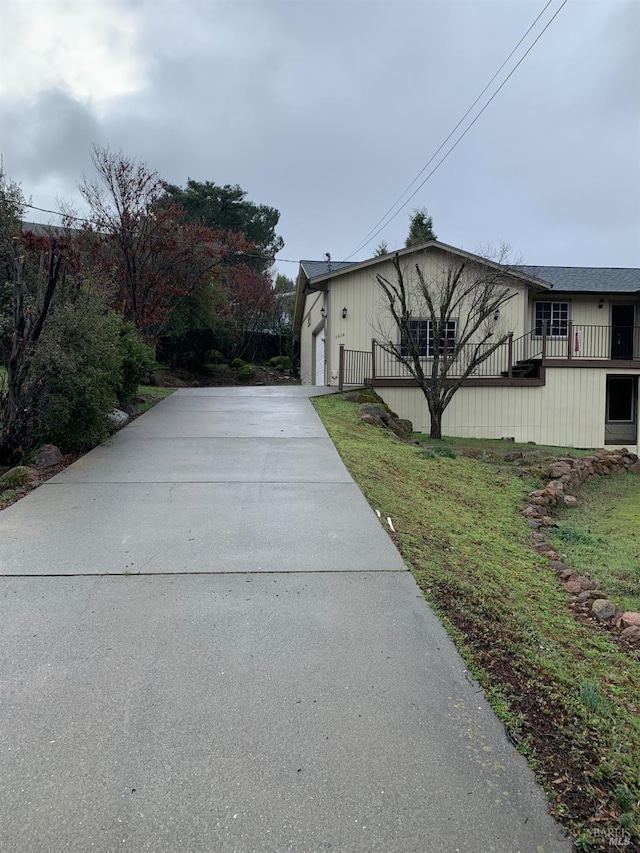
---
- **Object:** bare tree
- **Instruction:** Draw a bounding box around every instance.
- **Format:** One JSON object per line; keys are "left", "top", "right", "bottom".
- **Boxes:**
{"left": 375, "top": 247, "right": 516, "bottom": 439}
{"left": 78, "top": 146, "right": 231, "bottom": 340}
{"left": 0, "top": 238, "right": 67, "bottom": 462}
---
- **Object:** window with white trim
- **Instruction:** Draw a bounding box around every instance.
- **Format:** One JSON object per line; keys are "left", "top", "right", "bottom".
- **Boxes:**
{"left": 401, "top": 319, "right": 457, "bottom": 357}
{"left": 534, "top": 302, "right": 568, "bottom": 338}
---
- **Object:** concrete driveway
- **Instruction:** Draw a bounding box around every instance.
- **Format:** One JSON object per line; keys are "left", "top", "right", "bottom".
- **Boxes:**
{"left": 0, "top": 387, "right": 570, "bottom": 852}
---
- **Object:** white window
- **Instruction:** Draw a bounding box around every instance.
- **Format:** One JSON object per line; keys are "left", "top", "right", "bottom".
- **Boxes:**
{"left": 402, "top": 319, "right": 457, "bottom": 357}
{"left": 535, "top": 302, "right": 568, "bottom": 338}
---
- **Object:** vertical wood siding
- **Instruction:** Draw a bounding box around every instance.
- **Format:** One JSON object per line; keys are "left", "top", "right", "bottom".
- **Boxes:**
{"left": 378, "top": 368, "right": 638, "bottom": 453}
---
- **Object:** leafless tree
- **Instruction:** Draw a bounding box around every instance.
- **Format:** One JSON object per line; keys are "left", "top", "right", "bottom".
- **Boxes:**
{"left": 0, "top": 238, "right": 66, "bottom": 462}
{"left": 375, "top": 246, "right": 517, "bottom": 439}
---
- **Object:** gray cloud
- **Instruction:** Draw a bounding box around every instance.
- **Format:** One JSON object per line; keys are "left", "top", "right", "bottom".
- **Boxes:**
{"left": 1, "top": 0, "right": 638, "bottom": 269}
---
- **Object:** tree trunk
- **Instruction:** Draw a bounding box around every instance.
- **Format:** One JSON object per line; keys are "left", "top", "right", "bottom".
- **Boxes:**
{"left": 429, "top": 409, "right": 443, "bottom": 440}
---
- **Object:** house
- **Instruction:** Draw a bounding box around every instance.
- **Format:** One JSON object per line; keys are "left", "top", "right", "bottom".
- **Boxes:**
{"left": 293, "top": 240, "right": 640, "bottom": 452}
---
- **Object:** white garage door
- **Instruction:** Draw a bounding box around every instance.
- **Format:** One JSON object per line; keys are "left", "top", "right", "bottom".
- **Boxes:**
{"left": 314, "top": 332, "right": 325, "bottom": 386}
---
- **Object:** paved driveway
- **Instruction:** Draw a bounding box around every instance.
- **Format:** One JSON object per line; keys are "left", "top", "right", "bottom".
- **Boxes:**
{"left": 0, "top": 387, "right": 570, "bottom": 852}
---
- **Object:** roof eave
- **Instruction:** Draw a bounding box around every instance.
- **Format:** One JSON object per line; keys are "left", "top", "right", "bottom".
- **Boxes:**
{"left": 306, "top": 240, "right": 551, "bottom": 291}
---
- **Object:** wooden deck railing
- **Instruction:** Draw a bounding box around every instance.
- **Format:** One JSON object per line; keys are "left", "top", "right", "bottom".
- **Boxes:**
{"left": 337, "top": 325, "right": 640, "bottom": 388}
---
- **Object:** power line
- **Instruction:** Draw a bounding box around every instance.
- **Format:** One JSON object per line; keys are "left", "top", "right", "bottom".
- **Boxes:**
{"left": 346, "top": 0, "right": 555, "bottom": 259}
{"left": 345, "top": 0, "right": 569, "bottom": 260}
{"left": 22, "top": 202, "right": 301, "bottom": 263}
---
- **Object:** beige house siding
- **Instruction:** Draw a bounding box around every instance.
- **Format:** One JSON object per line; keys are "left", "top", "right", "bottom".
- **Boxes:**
{"left": 297, "top": 247, "right": 640, "bottom": 452}
{"left": 301, "top": 248, "right": 530, "bottom": 385}
{"left": 299, "top": 291, "right": 326, "bottom": 385}
{"left": 378, "top": 368, "right": 639, "bottom": 453}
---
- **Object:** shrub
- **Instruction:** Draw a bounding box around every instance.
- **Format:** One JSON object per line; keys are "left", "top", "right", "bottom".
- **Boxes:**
{"left": 267, "top": 355, "right": 293, "bottom": 372}
{"left": 237, "top": 364, "right": 255, "bottom": 383}
{"left": 31, "top": 294, "right": 122, "bottom": 452}
{"left": 231, "top": 358, "right": 245, "bottom": 370}
{"left": 115, "top": 322, "right": 155, "bottom": 406}
{"left": 434, "top": 445, "right": 457, "bottom": 459}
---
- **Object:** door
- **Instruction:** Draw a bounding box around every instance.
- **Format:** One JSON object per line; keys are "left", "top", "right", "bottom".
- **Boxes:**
{"left": 605, "top": 375, "right": 637, "bottom": 445}
{"left": 314, "top": 332, "right": 325, "bottom": 385}
{"left": 611, "top": 305, "right": 635, "bottom": 359}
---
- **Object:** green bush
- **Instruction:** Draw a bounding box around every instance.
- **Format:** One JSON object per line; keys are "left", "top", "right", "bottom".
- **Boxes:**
{"left": 231, "top": 358, "right": 245, "bottom": 370}
{"left": 237, "top": 364, "right": 255, "bottom": 383}
{"left": 30, "top": 293, "right": 135, "bottom": 453}
{"left": 267, "top": 356, "right": 292, "bottom": 372}
{"left": 115, "top": 322, "right": 155, "bottom": 406}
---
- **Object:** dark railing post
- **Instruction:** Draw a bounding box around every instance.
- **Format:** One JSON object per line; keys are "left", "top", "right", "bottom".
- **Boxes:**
{"left": 338, "top": 344, "right": 345, "bottom": 391}
{"left": 542, "top": 321, "right": 548, "bottom": 361}
{"left": 507, "top": 333, "right": 513, "bottom": 378}
{"left": 567, "top": 321, "right": 573, "bottom": 360}
{"left": 371, "top": 339, "right": 377, "bottom": 381}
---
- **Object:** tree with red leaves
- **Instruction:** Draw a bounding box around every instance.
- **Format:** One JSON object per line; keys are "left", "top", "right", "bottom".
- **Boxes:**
{"left": 219, "top": 263, "right": 275, "bottom": 361}
{"left": 78, "top": 146, "right": 236, "bottom": 341}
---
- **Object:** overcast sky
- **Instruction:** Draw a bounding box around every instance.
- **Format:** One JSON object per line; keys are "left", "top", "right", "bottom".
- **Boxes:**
{"left": 1, "top": 0, "right": 638, "bottom": 276}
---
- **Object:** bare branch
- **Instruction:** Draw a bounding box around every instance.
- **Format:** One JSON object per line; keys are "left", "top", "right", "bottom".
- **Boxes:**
{"left": 375, "top": 247, "right": 518, "bottom": 438}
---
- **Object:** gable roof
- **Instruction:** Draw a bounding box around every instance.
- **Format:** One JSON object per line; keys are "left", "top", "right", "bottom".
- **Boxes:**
{"left": 515, "top": 266, "right": 640, "bottom": 294}
{"left": 301, "top": 241, "right": 551, "bottom": 288}
{"left": 299, "top": 259, "right": 356, "bottom": 279}
{"left": 22, "top": 220, "right": 68, "bottom": 237}
{"left": 293, "top": 240, "right": 549, "bottom": 334}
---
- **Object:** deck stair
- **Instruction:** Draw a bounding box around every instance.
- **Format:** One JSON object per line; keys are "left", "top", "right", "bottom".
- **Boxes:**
{"left": 501, "top": 358, "right": 541, "bottom": 379}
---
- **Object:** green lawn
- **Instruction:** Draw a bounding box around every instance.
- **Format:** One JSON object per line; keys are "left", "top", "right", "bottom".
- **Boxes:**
{"left": 313, "top": 392, "right": 640, "bottom": 850}
{"left": 132, "top": 385, "right": 175, "bottom": 413}
{"left": 548, "top": 474, "right": 640, "bottom": 614}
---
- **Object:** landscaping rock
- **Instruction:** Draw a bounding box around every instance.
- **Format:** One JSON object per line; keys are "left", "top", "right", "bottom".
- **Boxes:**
{"left": 548, "top": 461, "right": 572, "bottom": 478}
{"left": 620, "top": 626, "right": 640, "bottom": 644}
{"left": 576, "top": 589, "right": 608, "bottom": 602}
{"left": 395, "top": 418, "right": 414, "bottom": 438}
{"left": 559, "top": 569, "right": 576, "bottom": 581}
{"left": 358, "top": 402, "right": 389, "bottom": 423}
{"left": 34, "top": 444, "right": 63, "bottom": 469}
{"left": 522, "top": 505, "right": 542, "bottom": 518}
{"left": 574, "top": 575, "right": 599, "bottom": 591}
{"left": 591, "top": 599, "right": 618, "bottom": 622}
{"left": 563, "top": 495, "right": 578, "bottom": 507}
{"left": 0, "top": 466, "right": 36, "bottom": 487}
{"left": 620, "top": 612, "right": 640, "bottom": 629}
{"left": 357, "top": 403, "right": 413, "bottom": 441}
{"left": 529, "top": 531, "right": 547, "bottom": 543}
{"left": 564, "top": 580, "right": 582, "bottom": 594}
{"left": 109, "top": 409, "right": 130, "bottom": 428}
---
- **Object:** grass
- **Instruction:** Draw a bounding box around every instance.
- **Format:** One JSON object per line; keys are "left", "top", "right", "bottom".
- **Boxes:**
{"left": 312, "top": 391, "right": 640, "bottom": 849}
{"left": 547, "top": 474, "right": 640, "bottom": 613}
{"left": 133, "top": 385, "right": 175, "bottom": 414}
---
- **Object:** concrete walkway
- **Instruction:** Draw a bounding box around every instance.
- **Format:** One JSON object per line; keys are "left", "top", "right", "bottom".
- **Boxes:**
{"left": 0, "top": 387, "right": 570, "bottom": 852}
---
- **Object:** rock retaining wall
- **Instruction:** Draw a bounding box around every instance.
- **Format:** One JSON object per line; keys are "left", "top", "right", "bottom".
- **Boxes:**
{"left": 523, "top": 448, "right": 640, "bottom": 647}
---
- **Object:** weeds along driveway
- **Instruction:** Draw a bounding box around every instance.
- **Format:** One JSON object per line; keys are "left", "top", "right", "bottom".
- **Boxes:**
{"left": 0, "top": 387, "right": 571, "bottom": 853}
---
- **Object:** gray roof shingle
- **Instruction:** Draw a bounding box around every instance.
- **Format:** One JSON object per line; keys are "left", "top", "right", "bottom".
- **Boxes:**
{"left": 300, "top": 259, "right": 356, "bottom": 280}
{"left": 515, "top": 266, "right": 640, "bottom": 294}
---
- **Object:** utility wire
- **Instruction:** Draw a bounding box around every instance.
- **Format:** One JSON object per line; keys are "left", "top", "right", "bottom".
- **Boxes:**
{"left": 346, "top": 0, "right": 555, "bottom": 259}
{"left": 22, "top": 202, "right": 301, "bottom": 263}
{"left": 345, "top": 0, "right": 568, "bottom": 260}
